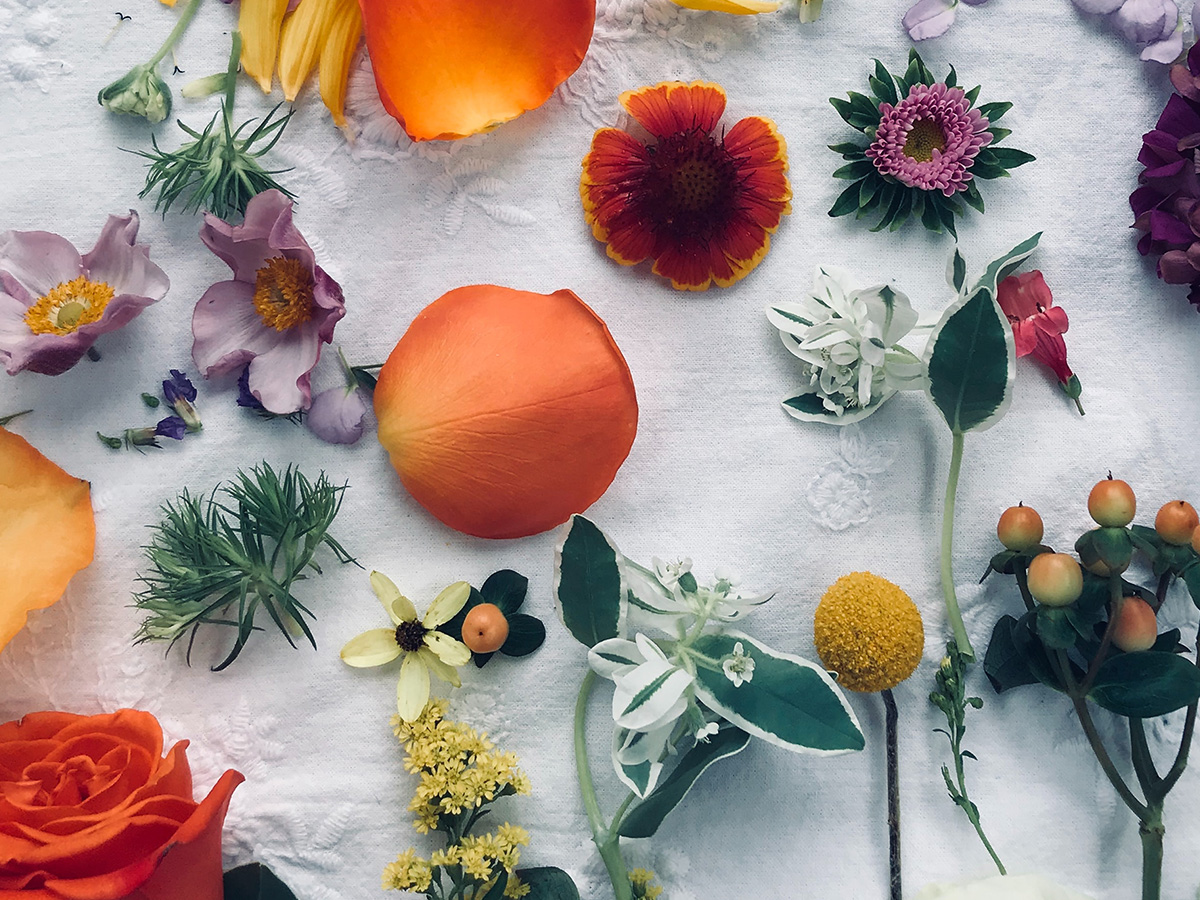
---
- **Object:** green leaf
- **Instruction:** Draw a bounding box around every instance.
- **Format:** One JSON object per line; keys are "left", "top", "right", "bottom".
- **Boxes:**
{"left": 481, "top": 870, "right": 509, "bottom": 900}
{"left": 833, "top": 160, "right": 875, "bottom": 180}
{"left": 481, "top": 569, "right": 528, "bottom": 616}
{"left": 870, "top": 60, "right": 897, "bottom": 105}
{"left": 617, "top": 724, "right": 751, "bottom": 838}
{"left": 987, "top": 127, "right": 1012, "bottom": 144}
{"left": 984, "top": 615, "right": 1040, "bottom": 693}
{"left": 782, "top": 388, "right": 896, "bottom": 425}
{"left": 976, "top": 101, "right": 1011, "bottom": 122}
{"left": 922, "top": 193, "right": 945, "bottom": 234}
{"left": 871, "top": 186, "right": 906, "bottom": 232}
{"left": 961, "top": 181, "right": 985, "bottom": 214}
{"left": 945, "top": 64, "right": 958, "bottom": 89}
{"left": 947, "top": 248, "right": 968, "bottom": 292}
{"left": 518, "top": 867, "right": 582, "bottom": 900}
{"left": 829, "top": 181, "right": 863, "bottom": 218}
{"left": 690, "top": 631, "right": 864, "bottom": 753}
{"left": 1036, "top": 605, "right": 1077, "bottom": 650}
{"left": 1089, "top": 652, "right": 1200, "bottom": 717}
{"left": 988, "top": 147, "right": 1036, "bottom": 169}
{"left": 829, "top": 141, "right": 867, "bottom": 159}
{"left": 553, "top": 516, "right": 626, "bottom": 648}
{"left": 830, "top": 96, "right": 857, "bottom": 127}
{"left": 1129, "top": 524, "right": 1162, "bottom": 558}
{"left": 924, "top": 287, "right": 1014, "bottom": 434}
{"left": 500, "top": 614, "right": 546, "bottom": 657}
{"left": 859, "top": 175, "right": 881, "bottom": 208}
{"left": 352, "top": 368, "right": 378, "bottom": 393}
{"left": 973, "top": 234, "right": 1042, "bottom": 304}
{"left": 1183, "top": 563, "right": 1200, "bottom": 608}
{"left": 965, "top": 85, "right": 982, "bottom": 106}
{"left": 889, "top": 189, "right": 913, "bottom": 232}
{"left": 223, "top": 864, "right": 299, "bottom": 900}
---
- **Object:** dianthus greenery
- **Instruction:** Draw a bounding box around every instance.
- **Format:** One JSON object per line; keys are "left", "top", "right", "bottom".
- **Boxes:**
{"left": 133, "top": 462, "right": 353, "bottom": 670}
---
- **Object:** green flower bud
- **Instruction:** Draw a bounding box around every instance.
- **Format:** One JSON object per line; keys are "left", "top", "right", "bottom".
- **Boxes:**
{"left": 98, "top": 64, "right": 172, "bottom": 124}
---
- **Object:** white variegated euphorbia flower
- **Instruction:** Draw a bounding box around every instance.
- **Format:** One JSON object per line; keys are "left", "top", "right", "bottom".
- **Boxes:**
{"left": 767, "top": 267, "right": 927, "bottom": 424}
{"left": 623, "top": 558, "right": 772, "bottom": 635}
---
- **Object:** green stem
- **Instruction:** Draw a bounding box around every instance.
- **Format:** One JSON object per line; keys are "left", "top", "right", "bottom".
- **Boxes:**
{"left": 1013, "top": 562, "right": 1035, "bottom": 613}
{"left": 1079, "top": 576, "right": 1123, "bottom": 697}
{"left": 1129, "top": 718, "right": 1162, "bottom": 802}
{"left": 609, "top": 791, "right": 638, "bottom": 835}
{"left": 223, "top": 31, "right": 242, "bottom": 113}
{"left": 950, "top": 734, "right": 1006, "bottom": 874}
{"left": 1140, "top": 806, "right": 1164, "bottom": 900}
{"left": 941, "top": 431, "right": 974, "bottom": 661}
{"left": 148, "top": 0, "right": 203, "bottom": 67}
{"left": 574, "top": 671, "right": 632, "bottom": 900}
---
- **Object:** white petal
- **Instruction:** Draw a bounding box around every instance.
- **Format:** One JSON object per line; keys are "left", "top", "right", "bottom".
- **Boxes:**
{"left": 613, "top": 661, "right": 694, "bottom": 732}
{"left": 634, "top": 632, "right": 669, "bottom": 662}
{"left": 424, "top": 630, "right": 472, "bottom": 667}
{"left": 396, "top": 652, "right": 431, "bottom": 721}
{"left": 339, "top": 628, "right": 402, "bottom": 668}
{"left": 371, "top": 571, "right": 417, "bottom": 624}
{"left": 423, "top": 581, "right": 471, "bottom": 627}
{"left": 589, "top": 638, "right": 645, "bottom": 679}
{"left": 418, "top": 646, "right": 462, "bottom": 687}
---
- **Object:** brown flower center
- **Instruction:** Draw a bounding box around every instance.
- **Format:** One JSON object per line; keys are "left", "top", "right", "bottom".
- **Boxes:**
{"left": 395, "top": 619, "right": 427, "bottom": 653}
{"left": 670, "top": 157, "right": 725, "bottom": 212}
{"left": 645, "top": 130, "right": 739, "bottom": 240}
{"left": 24, "top": 276, "right": 115, "bottom": 335}
{"left": 903, "top": 118, "right": 947, "bottom": 162}
{"left": 252, "top": 256, "right": 315, "bottom": 332}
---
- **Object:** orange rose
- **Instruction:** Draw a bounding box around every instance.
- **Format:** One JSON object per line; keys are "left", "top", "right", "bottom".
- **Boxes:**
{"left": 0, "top": 710, "right": 242, "bottom": 900}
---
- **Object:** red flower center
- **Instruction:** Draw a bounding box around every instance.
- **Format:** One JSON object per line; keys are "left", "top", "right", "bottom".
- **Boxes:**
{"left": 646, "top": 130, "right": 738, "bottom": 239}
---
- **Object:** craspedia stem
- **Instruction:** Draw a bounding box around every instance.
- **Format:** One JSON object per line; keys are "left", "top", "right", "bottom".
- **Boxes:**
{"left": 883, "top": 688, "right": 902, "bottom": 900}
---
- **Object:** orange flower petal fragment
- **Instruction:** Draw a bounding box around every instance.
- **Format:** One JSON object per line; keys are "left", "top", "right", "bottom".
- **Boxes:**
{"left": 0, "top": 428, "right": 95, "bottom": 655}
{"left": 672, "top": 0, "right": 783, "bottom": 11}
{"left": 581, "top": 81, "right": 792, "bottom": 291}
{"left": 240, "top": 0, "right": 291, "bottom": 93}
{"left": 374, "top": 286, "right": 638, "bottom": 539}
{"left": 318, "top": 0, "right": 363, "bottom": 128}
{"left": 358, "top": 0, "right": 596, "bottom": 141}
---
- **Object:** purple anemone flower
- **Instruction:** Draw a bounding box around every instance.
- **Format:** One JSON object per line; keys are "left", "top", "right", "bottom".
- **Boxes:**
{"left": 306, "top": 384, "right": 368, "bottom": 445}
{"left": 865, "top": 83, "right": 992, "bottom": 196}
{"left": 903, "top": 0, "right": 989, "bottom": 41}
{"left": 192, "top": 189, "right": 345, "bottom": 415}
{"left": 0, "top": 212, "right": 169, "bottom": 376}
{"left": 163, "top": 368, "right": 197, "bottom": 404}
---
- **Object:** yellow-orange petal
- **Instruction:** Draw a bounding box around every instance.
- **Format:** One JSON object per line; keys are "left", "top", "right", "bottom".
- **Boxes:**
{"left": 671, "top": 0, "right": 783, "bottom": 12}
{"left": 277, "top": 0, "right": 327, "bottom": 101}
{"left": 358, "top": 0, "right": 596, "bottom": 141}
{"left": 240, "top": 0, "right": 290, "bottom": 93}
{"left": 374, "top": 286, "right": 638, "bottom": 539}
{"left": 318, "top": 0, "right": 363, "bottom": 128}
{"left": 619, "top": 81, "right": 726, "bottom": 138}
{"left": 0, "top": 428, "right": 96, "bottom": 654}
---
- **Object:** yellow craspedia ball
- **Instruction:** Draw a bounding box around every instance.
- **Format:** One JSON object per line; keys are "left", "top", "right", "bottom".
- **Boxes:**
{"left": 814, "top": 571, "right": 924, "bottom": 693}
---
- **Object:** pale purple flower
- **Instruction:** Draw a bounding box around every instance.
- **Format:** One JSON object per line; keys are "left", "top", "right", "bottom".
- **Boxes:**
{"left": 307, "top": 384, "right": 368, "bottom": 444}
{"left": 903, "top": 0, "right": 989, "bottom": 41}
{"left": 192, "top": 189, "right": 345, "bottom": 415}
{"left": 865, "top": 83, "right": 992, "bottom": 196}
{"left": 0, "top": 212, "right": 168, "bottom": 376}
{"left": 1115, "top": 0, "right": 1175, "bottom": 42}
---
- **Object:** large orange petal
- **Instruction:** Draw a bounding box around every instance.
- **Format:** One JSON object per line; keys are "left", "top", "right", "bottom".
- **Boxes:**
{"left": 358, "top": 0, "right": 596, "bottom": 141}
{"left": 374, "top": 286, "right": 638, "bottom": 539}
{"left": 0, "top": 429, "right": 95, "bottom": 656}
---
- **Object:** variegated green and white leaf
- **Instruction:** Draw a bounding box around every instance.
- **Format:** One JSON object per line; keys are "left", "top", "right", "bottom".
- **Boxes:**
{"left": 690, "top": 631, "right": 864, "bottom": 753}
{"left": 612, "top": 639, "right": 693, "bottom": 732}
{"left": 972, "top": 233, "right": 1042, "bottom": 299}
{"left": 782, "top": 390, "right": 896, "bottom": 426}
{"left": 612, "top": 724, "right": 672, "bottom": 798}
{"left": 553, "top": 516, "right": 627, "bottom": 648}
{"left": 587, "top": 638, "right": 643, "bottom": 680}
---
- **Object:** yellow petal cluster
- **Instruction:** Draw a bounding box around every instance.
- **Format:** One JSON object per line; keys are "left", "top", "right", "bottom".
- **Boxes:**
{"left": 813, "top": 572, "right": 924, "bottom": 693}
{"left": 630, "top": 868, "right": 665, "bottom": 900}
{"left": 381, "top": 848, "right": 433, "bottom": 893}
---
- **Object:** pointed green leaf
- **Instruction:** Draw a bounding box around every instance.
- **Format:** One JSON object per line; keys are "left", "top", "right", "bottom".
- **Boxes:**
{"left": 975, "top": 233, "right": 1042, "bottom": 296}
{"left": 947, "top": 248, "right": 968, "bottom": 292}
{"left": 962, "top": 181, "right": 985, "bottom": 213}
{"left": 945, "top": 64, "right": 958, "bottom": 88}
{"left": 988, "top": 147, "right": 1036, "bottom": 169}
{"left": 976, "top": 101, "right": 1011, "bottom": 122}
{"left": 829, "top": 181, "right": 863, "bottom": 218}
{"left": 481, "top": 569, "right": 528, "bottom": 616}
{"left": 889, "top": 189, "right": 913, "bottom": 231}
{"left": 481, "top": 870, "right": 509, "bottom": 900}
{"left": 690, "top": 631, "right": 864, "bottom": 753}
{"left": 1089, "top": 652, "right": 1200, "bottom": 717}
{"left": 1183, "top": 563, "right": 1200, "bottom": 608}
{"left": 965, "top": 85, "right": 982, "bottom": 106}
{"left": 871, "top": 186, "right": 906, "bottom": 232}
{"left": 987, "top": 126, "right": 1012, "bottom": 144}
{"left": 830, "top": 96, "right": 857, "bottom": 126}
{"left": 618, "top": 725, "right": 751, "bottom": 838}
{"left": 783, "top": 390, "right": 894, "bottom": 425}
{"left": 1036, "top": 605, "right": 1077, "bottom": 650}
{"left": 833, "top": 160, "right": 875, "bottom": 180}
{"left": 499, "top": 614, "right": 546, "bottom": 657}
{"left": 829, "top": 141, "right": 868, "bottom": 159}
{"left": 553, "top": 516, "right": 626, "bottom": 648}
{"left": 518, "top": 867, "right": 581, "bottom": 900}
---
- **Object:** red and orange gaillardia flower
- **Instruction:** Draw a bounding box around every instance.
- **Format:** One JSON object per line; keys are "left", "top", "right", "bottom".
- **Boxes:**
{"left": 581, "top": 81, "right": 792, "bottom": 291}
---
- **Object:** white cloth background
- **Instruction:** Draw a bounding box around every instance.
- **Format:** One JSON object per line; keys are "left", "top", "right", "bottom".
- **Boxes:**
{"left": 2, "top": 1, "right": 1199, "bottom": 898}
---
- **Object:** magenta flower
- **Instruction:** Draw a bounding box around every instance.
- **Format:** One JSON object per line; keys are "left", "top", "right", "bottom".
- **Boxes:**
{"left": 866, "top": 83, "right": 992, "bottom": 197}
{"left": 192, "top": 189, "right": 345, "bottom": 414}
{"left": 0, "top": 212, "right": 168, "bottom": 376}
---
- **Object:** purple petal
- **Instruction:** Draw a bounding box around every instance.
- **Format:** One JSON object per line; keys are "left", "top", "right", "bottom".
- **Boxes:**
{"left": 1131, "top": 184, "right": 1167, "bottom": 216}
{"left": 306, "top": 386, "right": 367, "bottom": 444}
{"left": 245, "top": 320, "right": 324, "bottom": 414}
{"left": 1148, "top": 209, "right": 1196, "bottom": 244}
{"left": 199, "top": 189, "right": 316, "bottom": 283}
{"left": 155, "top": 415, "right": 188, "bottom": 440}
{"left": 81, "top": 211, "right": 170, "bottom": 301}
{"left": 163, "top": 369, "right": 197, "bottom": 403}
{"left": 1072, "top": 0, "right": 1126, "bottom": 12}
{"left": 0, "top": 230, "right": 83, "bottom": 299}
{"left": 1158, "top": 248, "right": 1200, "bottom": 281}
{"left": 1115, "top": 0, "right": 1172, "bottom": 44}
{"left": 1142, "top": 26, "right": 1183, "bottom": 61}
{"left": 960, "top": 0, "right": 988, "bottom": 5}
{"left": 1156, "top": 93, "right": 1200, "bottom": 137}
{"left": 191, "top": 279, "right": 284, "bottom": 378}
{"left": 903, "top": 0, "right": 957, "bottom": 40}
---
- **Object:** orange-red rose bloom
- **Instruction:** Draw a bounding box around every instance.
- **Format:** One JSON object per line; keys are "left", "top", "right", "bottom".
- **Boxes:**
{"left": 359, "top": 0, "right": 595, "bottom": 141}
{"left": 374, "top": 285, "right": 638, "bottom": 539}
{"left": 581, "top": 81, "right": 792, "bottom": 291}
{"left": 0, "top": 710, "right": 242, "bottom": 900}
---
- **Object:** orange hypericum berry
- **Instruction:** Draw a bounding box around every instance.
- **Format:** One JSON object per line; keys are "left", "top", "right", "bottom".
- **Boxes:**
{"left": 1026, "top": 553, "right": 1083, "bottom": 607}
{"left": 1155, "top": 501, "right": 1199, "bottom": 546}
{"left": 997, "top": 504, "right": 1044, "bottom": 551}
{"left": 1088, "top": 477, "right": 1136, "bottom": 528}
{"left": 1111, "top": 596, "right": 1157, "bottom": 653}
{"left": 461, "top": 603, "right": 510, "bottom": 654}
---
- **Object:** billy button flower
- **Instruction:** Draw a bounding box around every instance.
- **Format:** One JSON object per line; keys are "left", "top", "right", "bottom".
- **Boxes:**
{"left": 441, "top": 570, "right": 547, "bottom": 667}
{"left": 340, "top": 572, "right": 472, "bottom": 721}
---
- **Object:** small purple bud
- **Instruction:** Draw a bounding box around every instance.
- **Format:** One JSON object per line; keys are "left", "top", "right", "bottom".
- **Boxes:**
{"left": 306, "top": 386, "right": 368, "bottom": 445}
{"left": 903, "top": 0, "right": 958, "bottom": 39}
{"left": 155, "top": 416, "right": 188, "bottom": 441}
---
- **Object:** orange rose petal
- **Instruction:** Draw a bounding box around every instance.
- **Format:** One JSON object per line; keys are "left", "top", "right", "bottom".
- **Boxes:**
{"left": 374, "top": 286, "right": 638, "bottom": 539}
{"left": 0, "top": 429, "right": 95, "bottom": 657}
{"left": 359, "top": 0, "right": 596, "bottom": 141}
{"left": 619, "top": 81, "right": 726, "bottom": 137}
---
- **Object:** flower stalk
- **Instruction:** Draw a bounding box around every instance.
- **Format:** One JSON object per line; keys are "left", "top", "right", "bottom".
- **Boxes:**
{"left": 941, "top": 431, "right": 974, "bottom": 660}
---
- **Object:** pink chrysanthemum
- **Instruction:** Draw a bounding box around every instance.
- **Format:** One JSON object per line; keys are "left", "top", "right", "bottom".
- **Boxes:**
{"left": 865, "top": 83, "right": 992, "bottom": 197}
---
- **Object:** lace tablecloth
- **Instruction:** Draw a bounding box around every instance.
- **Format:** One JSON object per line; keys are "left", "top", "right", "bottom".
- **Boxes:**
{"left": 3, "top": 1, "right": 1200, "bottom": 898}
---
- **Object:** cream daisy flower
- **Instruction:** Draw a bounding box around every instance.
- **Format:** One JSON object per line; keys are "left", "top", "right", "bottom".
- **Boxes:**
{"left": 340, "top": 571, "right": 472, "bottom": 720}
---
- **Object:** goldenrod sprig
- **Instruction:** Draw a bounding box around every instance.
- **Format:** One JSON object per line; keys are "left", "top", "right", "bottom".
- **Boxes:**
{"left": 134, "top": 462, "right": 354, "bottom": 670}
{"left": 135, "top": 31, "right": 294, "bottom": 218}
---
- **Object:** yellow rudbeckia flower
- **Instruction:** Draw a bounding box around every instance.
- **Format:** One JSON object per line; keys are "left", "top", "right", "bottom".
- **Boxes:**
{"left": 340, "top": 572, "right": 472, "bottom": 721}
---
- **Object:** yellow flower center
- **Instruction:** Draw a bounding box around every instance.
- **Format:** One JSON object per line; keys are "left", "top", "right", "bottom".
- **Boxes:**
{"left": 252, "top": 256, "right": 315, "bottom": 331}
{"left": 903, "top": 118, "right": 947, "bottom": 162}
{"left": 24, "top": 276, "right": 115, "bottom": 335}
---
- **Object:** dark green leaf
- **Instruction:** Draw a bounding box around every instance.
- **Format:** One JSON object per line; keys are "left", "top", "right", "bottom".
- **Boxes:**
{"left": 830, "top": 97, "right": 857, "bottom": 127}
{"left": 935, "top": 195, "right": 959, "bottom": 237}
{"left": 223, "top": 863, "right": 299, "bottom": 900}
{"left": 829, "top": 141, "right": 868, "bottom": 159}
{"left": 965, "top": 85, "right": 982, "bottom": 106}
{"left": 922, "top": 192, "right": 944, "bottom": 233}
{"left": 553, "top": 516, "right": 624, "bottom": 648}
{"left": 481, "top": 870, "right": 509, "bottom": 900}
{"left": 1129, "top": 524, "right": 1162, "bottom": 558}
{"left": 1036, "top": 605, "right": 1077, "bottom": 650}
{"left": 988, "top": 147, "right": 1036, "bottom": 169}
{"left": 859, "top": 175, "right": 881, "bottom": 208}
{"left": 783, "top": 394, "right": 827, "bottom": 416}
{"left": 985, "top": 615, "right": 1039, "bottom": 692}
{"left": 617, "top": 725, "right": 751, "bottom": 838}
{"left": 976, "top": 101, "right": 1011, "bottom": 122}
{"left": 970, "top": 161, "right": 1010, "bottom": 180}
{"left": 352, "top": 368, "right": 378, "bottom": 393}
{"left": 871, "top": 186, "right": 906, "bottom": 232}
{"left": 945, "top": 64, "right": 957, "bottom": 89}
{"left": 987, "top": 127, "right": 1012, "bottom": 144}
{"left": 925, "top": 287, "right": 1013, "bottom": 433}
{"left": 1152, "top": 628, "right": 1183, "bottom": 653}
{"left": 829, "top": 181, "right": 863, "bottom": 218}
{"left": 481, "top": 569, "right": 528, "bottom": 616}
{"left": 1183, "top": 563, "right": 1200, "bottom": 608}
{"left": 949, "top": 247, "right": 968, "bottom": 292}
{"left": 501, "top": 614, "right": 546, "bottom": 657}
{"left": 1089, "top": 652, "right": 1200, "bottom": 717}
{"left": 889, "top": 189, "right": 913, "bottom": 231}
{"left": 870, "top": 62, "right": 897, "bottom": 105}
{"left": 518, "top": 867, "right": 582, "bottom": 900}
{"left": 833, "top": 160, "right": 875, "bottom": 180}
{"left": 961, "top": 181, "right": 985, "bottom": 214}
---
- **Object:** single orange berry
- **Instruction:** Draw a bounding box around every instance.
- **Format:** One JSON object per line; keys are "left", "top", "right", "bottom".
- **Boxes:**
{"left": 1088, "top": 477, "right": 1136, "bottom": 528}
{"left": 1111, "top": 596, "right": 1157, "bottom": 653}
{"left": 1027, "top": 553, "right": 1084, "bottom": 607}
{"left": 461, "top": 603, "right": 509, "bottom": 654}
{"left": 1155, "top": 501, "right": 1199, "bottom": 546}
{"left": 997, "top": 504, "right": 1044, "bottom": 551}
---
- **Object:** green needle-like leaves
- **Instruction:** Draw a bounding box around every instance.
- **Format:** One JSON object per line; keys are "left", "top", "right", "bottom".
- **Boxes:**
{"left": 134, "top": 463, "right": 355, "bottom": 670}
